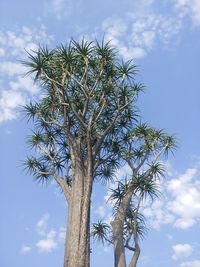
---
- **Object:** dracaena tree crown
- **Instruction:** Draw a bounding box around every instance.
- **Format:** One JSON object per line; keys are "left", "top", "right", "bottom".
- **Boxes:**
{"left": 22, "top": 39, "right": 144, "bottom": 184}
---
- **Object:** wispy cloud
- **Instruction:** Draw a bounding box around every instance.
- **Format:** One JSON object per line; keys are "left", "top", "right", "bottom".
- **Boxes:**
{"left": 51, "top": 0, "right": 81, "bottom": 20}
{"left": 99, "top": 2, "right": 183, "bottom": 60}
{"left": 174, "top": 0, "right": 200, "bottom": 26}
{"left": 91, "top": 0, "right": 200, "bottom": 60}
{"left": 37, "top": 213, "right": 49, "bottom": 236}
{"left": 0, "top": 90, "right": 26, "bottom": 123}
{"left": 36, "top": 230, "right": 58, "bottom": 253}
{"left": 172, "top": 243, "right": 193, "bottom": 260}
{"left": 0, "top": 47, "right": 5, "bottom": 57}
{"left": 180, "top": 260, "right": 200, "bottom": 267}
{"left": 20, "top": 244, "right": 31, "bottom": 255}
{"left": 0, "top": 26, "right": 52, "bottom": 124}
{"left": 20, "top": 212, "right": 67, "bottom": 254}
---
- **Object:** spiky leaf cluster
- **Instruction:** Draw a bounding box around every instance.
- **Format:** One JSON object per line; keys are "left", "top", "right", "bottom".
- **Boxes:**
{"left": 22, "top": 39, "right": 143, "bottom": 183}
{"left": 91, "top": 221, "right": 112, "bottom": 244}
{"left": 120, "top": 123, "right": 177, "bottom": 172}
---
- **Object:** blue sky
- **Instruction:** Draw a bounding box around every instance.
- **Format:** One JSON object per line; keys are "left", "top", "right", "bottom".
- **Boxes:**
{"left": 0, "top": 0, "right": 200, "bottom": 267}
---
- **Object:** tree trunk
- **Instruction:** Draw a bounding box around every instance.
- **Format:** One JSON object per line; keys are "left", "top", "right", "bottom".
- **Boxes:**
{"left": 111, "top": 188, "right": 135, "bottom": 267}
{"left": 111, "top": 220, "right": 127, "bottom": 267}
{"left": 64, "top": 168, "right": 92, "bottom": 267}
{"left": 128, "top": 244, "right": 140, "bottom": 267}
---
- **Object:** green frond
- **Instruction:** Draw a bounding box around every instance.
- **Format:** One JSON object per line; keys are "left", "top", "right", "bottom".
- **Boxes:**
{"left": 134, "top": 176, "right": 161, "bottom": 201}
{"left": 132, "top": 82, "right": 145, "bottom": 95}
{"left": 117, "top": 60, "right": 138, "bottom": 81}
{"left": 124, "top": 208, "right": 147, "bottom": 239}
{"left": 72, "top": 38, "right": 94, "bottom": 58}
{"left": 22, "top": 48, "right": 46, "bottom": 81}
{"left": 109, "top": 181, "right": 129, "bottom": 207}
{"left": 91, "top": 221, "right": 111, "bottom": 244}
{"left": 164, "top": 135, "right": 178, "bottom": 156}
{"left": 27, "top": 131, "right": 44, "bottom": 149}
{"left": 96, "top": 166, "right": 115, "bottom": 185}
{"left": 23, "top": 156, "right": 40, "bottom": 174}
{"left": 22, "top": 102, "right": 39, "bottom": 121}
{"left": 95, "top": 39, "right": 116, "bottom": 62}
{"left": 149, "top": 162, "right": 166, "bottom": 179}
{"left": 133, "top": 123, "right": 150, "bottom": 138}
{"left": 23, "top": 156, "right": 52, "bottom": 184}
{"left": 57, "top": 42, "right": 75, "bottom": 71}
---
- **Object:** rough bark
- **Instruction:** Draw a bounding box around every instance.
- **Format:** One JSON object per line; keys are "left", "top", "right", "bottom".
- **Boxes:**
{"left": 63, "top": 167, "right": 92, "bottom": 267}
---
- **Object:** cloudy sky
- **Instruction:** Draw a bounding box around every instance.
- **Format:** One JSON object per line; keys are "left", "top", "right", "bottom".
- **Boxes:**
{"left": 0, "top": 0, "right": 200, "bottom": 266}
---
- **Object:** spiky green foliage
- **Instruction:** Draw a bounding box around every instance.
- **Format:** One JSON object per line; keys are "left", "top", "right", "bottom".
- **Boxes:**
{"left": 120, "top": 123, "right": 177, "bottom": 172}
{"left": 101, "top": 122, "right": 177, "bottom": 255}
{"left": 22, "top": 38, "right": 143, "bottom": 184}
{"left": 124, "top": 207, "right": 147, "bottom": 240}
{"left": 109, "top": 180, "right": 129, "bottom": 209}
{"left": 91, "top": 221, "right": 112, "bottom": 244}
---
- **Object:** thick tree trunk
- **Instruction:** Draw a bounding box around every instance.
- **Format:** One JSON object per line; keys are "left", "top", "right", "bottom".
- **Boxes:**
{"left": 64, "top": 168, "right": 92, "bottom": 267}
{"left": 128, "top": 244, "right": 140, "bottom": 267}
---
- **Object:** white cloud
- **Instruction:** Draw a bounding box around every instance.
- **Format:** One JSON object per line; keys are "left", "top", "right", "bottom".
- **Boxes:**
{"left": 0, "top": 25, "right": 52, "bottom": 57}
{"left": 172, "top": 244, "right": 193, "bottom": 260}
{"left": 139, "top": 164, "right": 200, "bottom": 230}
{"left": 96, "top": 0, "right": 200, "bottom": 61}
{"left": 0, "top": 25, "right": 52, "bottom": 124}
{"left": 20, "top": 245, "right": 31, "bottom": 255}
{"left": 0, "top": 48, "right": 5, "bottom": 57}
{"left": 0, "top": 90, "right": 26, "bottom": 123}
{"left": 52, "top": 0, "right": 65, "bottom": 20}
{"left": 51, "top": 0, "right": 81, "bottom": 20}
{"left": 0, "top": 62, "right": 26, "bottom": 76}
{"left": 36, "top": 230, "right": 58, "bottom": 253}
{"left": 174, "top": 0, "right": 200, "bottom": 25}
{"left": 101, "top": 11, "right": 182, "bottom": 60}
{"left": 167, "top": 168, "right": 200, "bottom": 229}
{"left": 10, "top": 76, "right": 40, "bottom": 94}
{"left": 37, "top": 213, "right": 49, "bottom": 236}
{"left": 142, "top": 198, "right": 175, "bottom": 230}
{"left": 180, "top": 260, "right": 200, "bottom": 267}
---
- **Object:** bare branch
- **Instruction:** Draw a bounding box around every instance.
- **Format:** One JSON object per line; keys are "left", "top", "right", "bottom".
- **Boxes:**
{"left": 42, "top": 69, "right": 63, "bottom": 87}
{"left": 54, "top": 174, "right": 71, "bottom": 201}
{"left": 66, "top": 70, "right": 90, "bottom": 98}
{"left": 91, "top": 64, "right": 104, "bottom": 93}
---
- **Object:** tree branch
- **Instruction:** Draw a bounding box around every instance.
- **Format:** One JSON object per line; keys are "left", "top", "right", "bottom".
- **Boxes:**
{"left": 54, "top": 174, "right": 71, "bottom": 201}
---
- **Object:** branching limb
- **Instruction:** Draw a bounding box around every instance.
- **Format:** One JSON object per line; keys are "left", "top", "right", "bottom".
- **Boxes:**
{"left": 42, "top": 69, "right": 63, "bottom": 87}
{"left": 93, "top": 96, "right": 133, "bottom": 156}
{"left": 54, "top": 174, "right": 71, "bottom": 201}
{"left": 66, "top": 70, "right": 90, "bottom": 98}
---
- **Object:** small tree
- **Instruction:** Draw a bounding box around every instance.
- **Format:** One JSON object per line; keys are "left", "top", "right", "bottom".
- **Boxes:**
{"left": 92, "top": 123, "right": 176, "bottom": 267}
{"left": 22, "top": 39, "right": 143, "bottom": 267}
